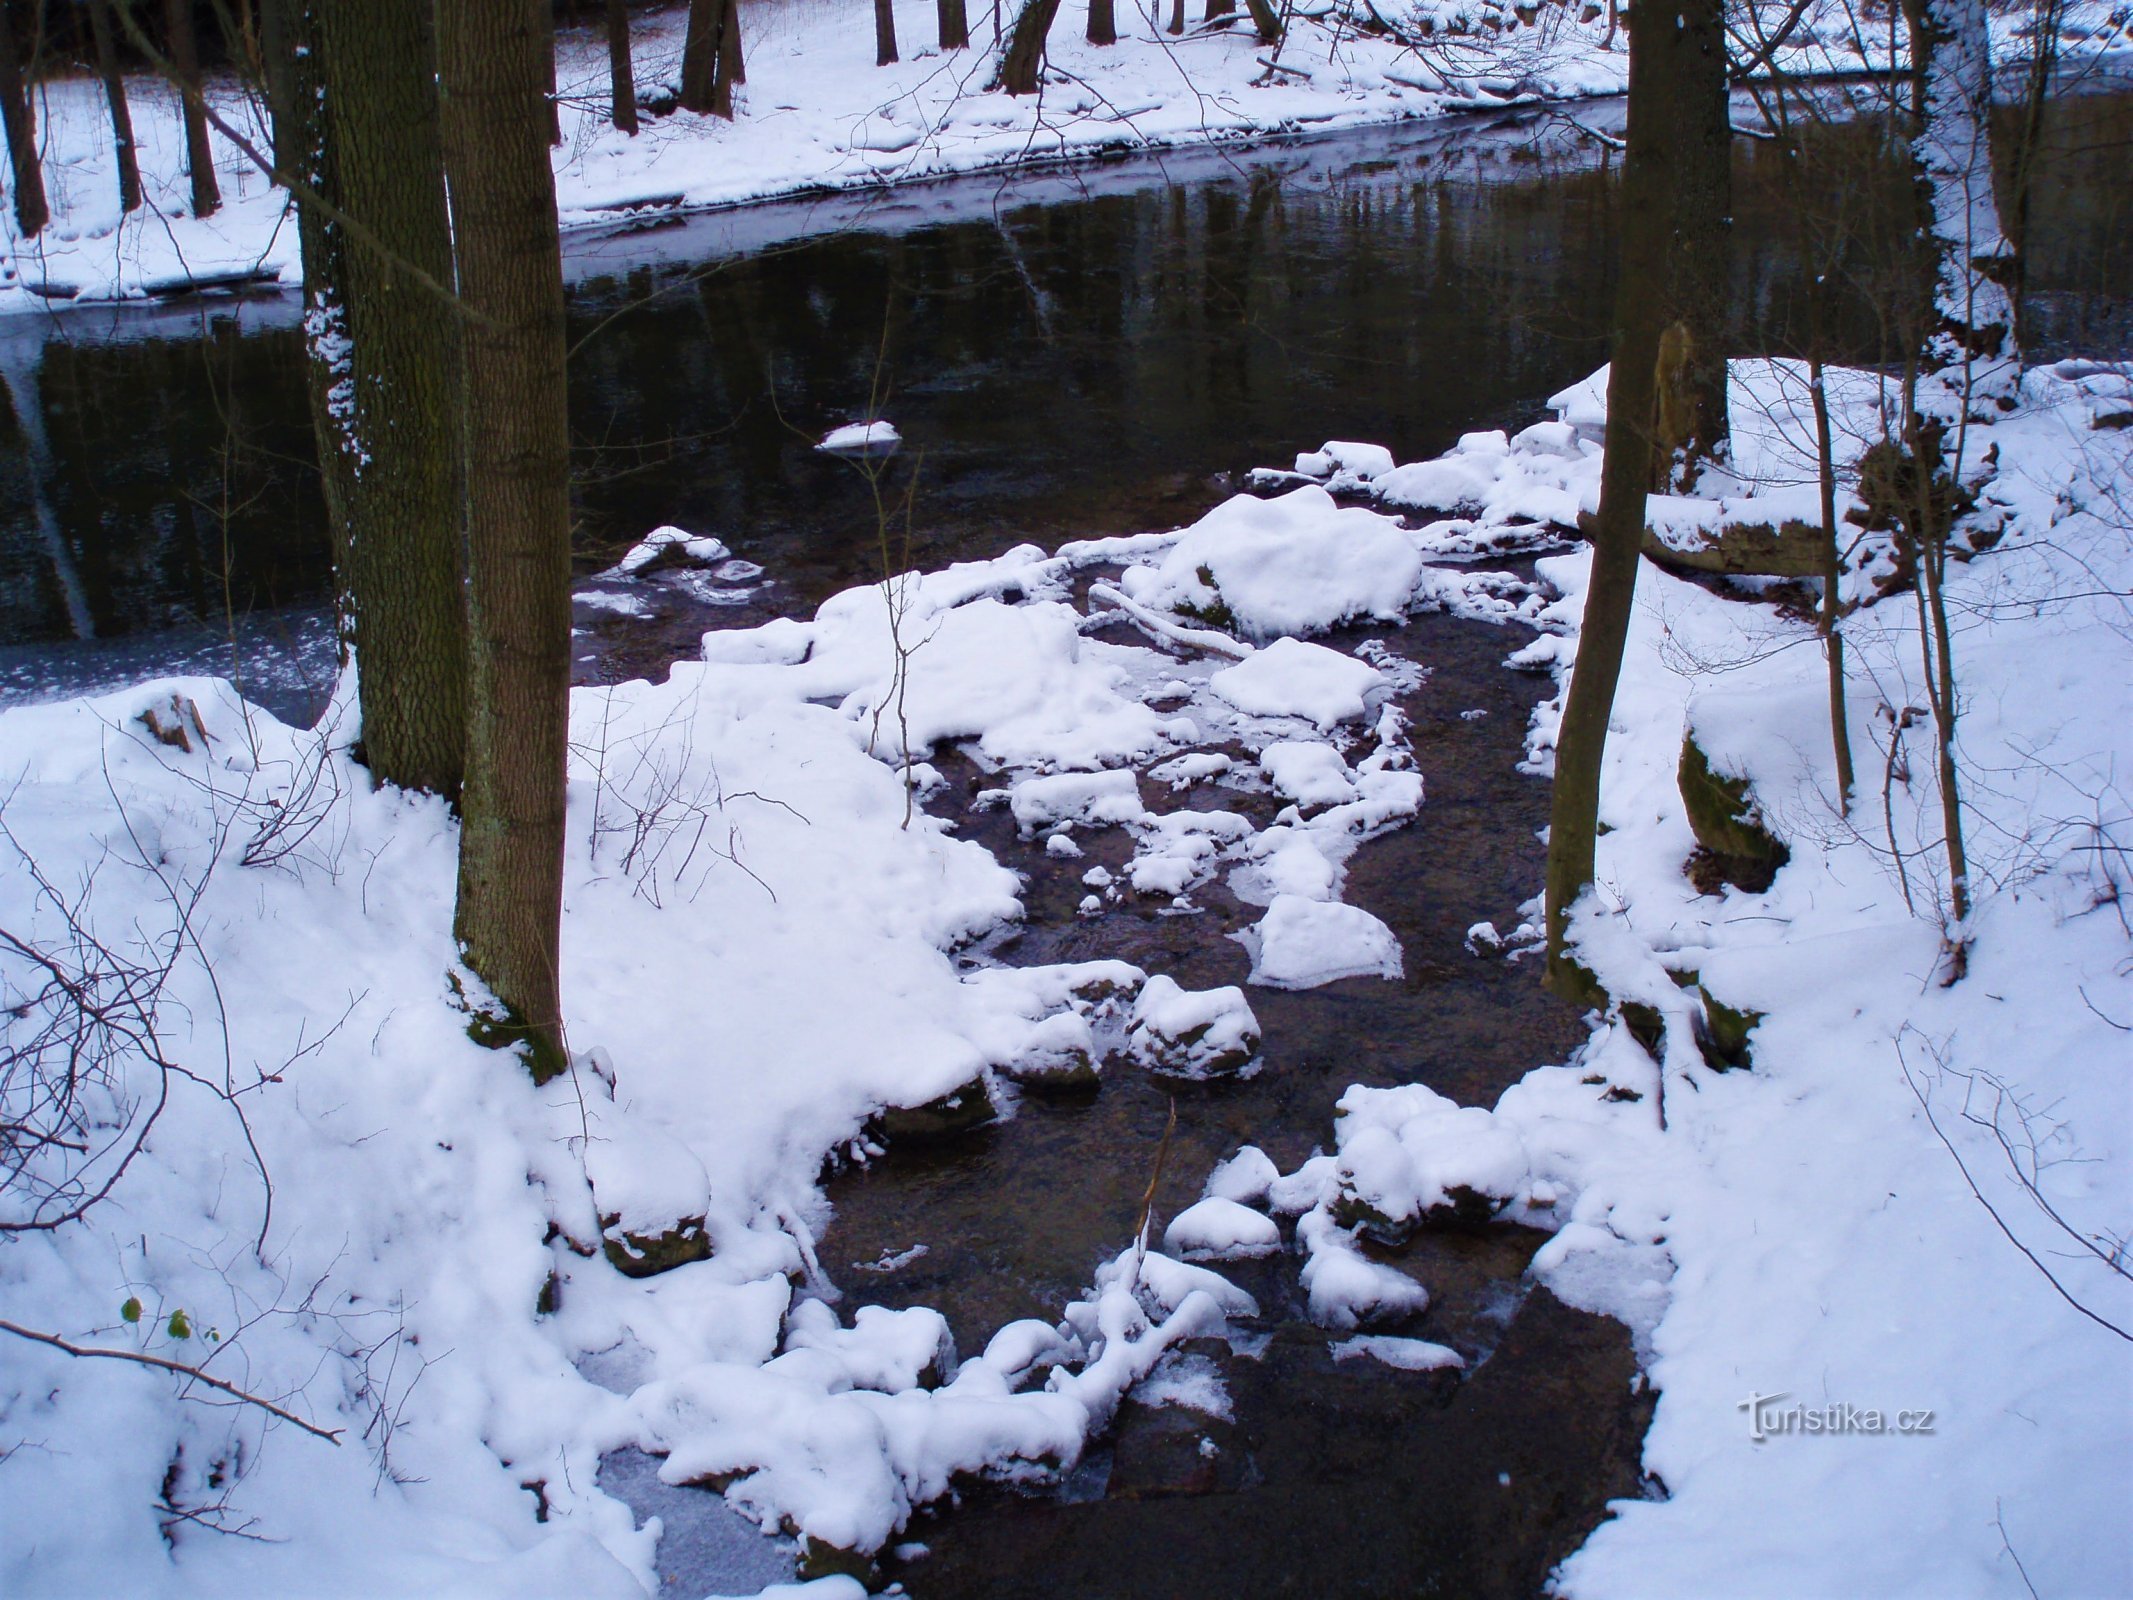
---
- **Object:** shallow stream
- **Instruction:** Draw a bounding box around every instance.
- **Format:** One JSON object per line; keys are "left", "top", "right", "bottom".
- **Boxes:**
{"left": 3, "top": 81, "right": 2128, "bottom": 1599}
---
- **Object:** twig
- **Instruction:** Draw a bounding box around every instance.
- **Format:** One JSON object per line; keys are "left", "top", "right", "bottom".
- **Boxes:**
{"left": 0, "top": 1318, "right": 344, "bottom": 1443}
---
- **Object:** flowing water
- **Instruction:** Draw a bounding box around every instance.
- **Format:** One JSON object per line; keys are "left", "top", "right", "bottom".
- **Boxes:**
{"left": 3, "top": 79, "right": 2128, "bottom": 1599}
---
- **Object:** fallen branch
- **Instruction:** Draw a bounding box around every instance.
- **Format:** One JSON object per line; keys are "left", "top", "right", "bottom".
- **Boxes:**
{"left": 0, "top": 1317, "right": 345, "bottom": 1443}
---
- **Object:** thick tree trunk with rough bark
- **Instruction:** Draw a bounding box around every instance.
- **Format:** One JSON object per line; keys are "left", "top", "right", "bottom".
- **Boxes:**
{"left": 166, "top": 0, "right": 222, "bottom": 217}
{"left": 0, "top": 0, "right": 48, "bottom": 236}
{"left": 1088, "top": 0, "right": 1117, "bottom": 44}
{"left": 440, "top": 0, "right": 575, "bottom": 1083}
{"left": 88, "top": 1, "right": 141, "bottom": 213}
{"left": 316, "top": 0, "right": 468, "bottom": 797}
{"left": 1652, "top": 0, "right": 1730, "bottom": 489}
{"left": 939, "top": 0, "right": 971, "bottom": 49}
{"left": 607, "top": 0, "right": 638, "bottom": 132}
{"left": 1902, "top": 0, "right": 2019, "bottom": 422}
{"left": 1543, "top": 0, "right": 1683, "bottom": 991}
{"left": 999, "top": 0, "right": 1064, "bottom": 92}
{"left": 875, "top": 0, "right": 901, "bottom": 63}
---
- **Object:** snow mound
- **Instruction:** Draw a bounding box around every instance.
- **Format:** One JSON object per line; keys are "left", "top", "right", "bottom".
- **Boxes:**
{"left": 816, "top": 420, "right": 901, "bottom": 455}
{"left": 1164, "top": 1197, "right": 1283, "bottom": 1261}
{"left": 603, "top": 523, "right": 731, "bottom": 578}
{"left": 1237, "top": 895, "right": 1404, "bottom": 989}
{"left": 1126, "top": 976, "right": 1262, "bottom": 1078}
{"left": 1331, "top": 1082, "right": 1530, "bottom": 1231}
{"left": 1209, "top": 638, "right": 1388, "bottom": 730}
{"left": 1117, "top": 486, "right": 1423, "bottom": 640}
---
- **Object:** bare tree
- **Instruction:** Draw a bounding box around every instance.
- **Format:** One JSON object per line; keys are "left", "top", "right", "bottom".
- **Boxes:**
{"left": 608, "top": 0, "right": 640, "bottom": 135}
{"left": 439, "top": 0, "right": 576, "bottom": 1083}
{"left": 1544, "top": 0, "right": 1717, "bottom": 990}
{"left": 1088, "top": 0, "right": 1117, "bottom": 45}
{"left": 999, "top": 0, "right": 1065, "bottom": 93}
{"left": 0, "top": 0, "right": 48, "bottom": 235}
{"left": 87, "top": 0, "right": 142, "bottom": 213}
{"left": 680, "top": 0, "right": 741, "bottom": 116}
{"left": 315, "top": 0, "right": 469, "bottom": 798}
{"left": 875, "top": 0, "right": 901, "bottom": 64}
{"left": 166, "top": 0, "right": 222, "bottom": 216}
{"left": 939, "top": 0, "right": 971, "bottom": 50}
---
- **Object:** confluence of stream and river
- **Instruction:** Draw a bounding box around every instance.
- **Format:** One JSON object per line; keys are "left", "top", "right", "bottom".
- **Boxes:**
{"left": 2, "top": 82, "right": 2128, "bottom": 1599}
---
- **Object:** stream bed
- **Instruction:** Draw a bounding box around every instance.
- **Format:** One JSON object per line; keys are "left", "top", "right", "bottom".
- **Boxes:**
{"left": 3, "top": 80, "right": 2128, "bottom": 1599}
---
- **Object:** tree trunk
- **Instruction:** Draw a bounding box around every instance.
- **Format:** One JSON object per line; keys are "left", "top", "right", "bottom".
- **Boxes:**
{"left": 0, "top": 0, "right": 49, "bottom": 236}
{"left": 1168, "top": 0, "right": 1185, "bottom": 35}
{"left": 316, "top": 0, "right": 468, "bottom": 798}
{"left": 1809, "top": 357, "right": 1854, "bottom": 814}
{"left": 998, "top": 0, "right": 1063, "bottom": 92}
{"left": 1088, "top": 0, "right": 1116, "bottom": 44}
{"left": 1542, "top": 0, "right": 1681, "bottom": 992}
{"left": 1651, "top": 0, "right": 1730, "bottom": 489}
{"left": 939, "top": 0, "right": 970, "bottom": 48}
{"left": 1204, "top": 0, "right": 1235, "bottom": 19}
{"left": 1240, "top": 0, "right": 1283, "bottom": 43}
{"left": 166, "top": 0, "right": 222, "bottom": 217}
{"left": 1903, "top": 0, "right": 2019, "bottom": 421}
{"left": 543, "top": 3, "right": 562, "bottom": 143}
{"left": 679, "top": 0, "right": 727, "bottom": 114}
{"left": 714, "top": 0, "right": 744, "bottom": 110}
{"left": 875, "top": 0, "right": 900, "bottom": 64}
{"left": 606, "top": 0, "right": 638, "bottom": 133}
{"left": 439, "top": 0, "right": 575, "bottom": 1083}
{"left": 263, "top": 0, "right": 358, "bottom": 648}
{"left": 87, "top": 1, "right": 140, "bottom": 213}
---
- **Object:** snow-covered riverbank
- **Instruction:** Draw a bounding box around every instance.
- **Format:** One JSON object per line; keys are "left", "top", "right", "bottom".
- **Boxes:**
{"left": 2, "top": 353, "right": 2129, "bottom": 1597}
{"left": 6, "top": 0, "right": 2119, "bottom": 317}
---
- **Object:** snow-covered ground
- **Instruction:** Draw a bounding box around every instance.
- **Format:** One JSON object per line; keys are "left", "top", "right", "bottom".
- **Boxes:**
{"left": 5, "top": 347, "right": 2128, "bottom": 1595}
{"left": 6, "top": 0, "right": 2122, "bottom": 315}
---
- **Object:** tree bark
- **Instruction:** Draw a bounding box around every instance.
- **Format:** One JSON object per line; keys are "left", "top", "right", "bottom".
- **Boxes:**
{"left": 998, "top": 0, "right": 1064, "bottom": 92}
{"left": 679, "top": 0, "right": 737, "bottom": 116}
{"left": 316, "top": 0, "right": 468, "bottom": 798}
{"left": 939, "top": 0, "right": 971, "bottom": 49}
{"left": 1088, "top": 0, "right": 1117, "bottom": 45}
{"left": 1542, "top": 0, "right": 1680, "bottom": 991}
{"left": 87, "top": 0, "right": 140, "bottom": 213}
{"left": 875, "top": 0, "right": 900, "bottom": 64}
{"left": 166, "top": 0, "right": 222, "bottom": 217}
{"left": 1902, "top": 0, "right": 2019, "bottom": 422}
{"left": 263, "top": 0, "right": 358, "bottom": 647}
{"left": 606, "top": 0, "right": 638, "bottom": 133}
{"left": 0, "top": 0, "right": 49, "bottom": 236}
{"left": 715, "top": 0, "right": 744, "bottom": 106}
{"left": 439, "top": 0, "right": 575, "bottom": 1083}
{"left": 1651, "top": 0, "right": 1729, "bottom": 489}
{"left": 1204, "top": 0, "right": 1235, "bottom": 19}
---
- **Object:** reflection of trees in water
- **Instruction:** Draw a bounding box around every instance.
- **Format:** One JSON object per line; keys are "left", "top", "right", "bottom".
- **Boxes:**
{"left": 0, "top": 315, "right": 323, "bottom": 646}
{"left": 3, "top": 91, "right": 2127, "bottom": 649}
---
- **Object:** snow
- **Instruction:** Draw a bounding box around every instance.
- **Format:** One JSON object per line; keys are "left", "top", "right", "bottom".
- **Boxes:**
{"left": 4, "top": 288, "right": 2129, "bottom": 1597}
{"left": 1330, "top": 1335, "right": 1465, "bottom": 1372}
{"left": 1259, "top": 740, "right": 1361, "bottom": 809}
{"left": 1164, "top": 1197, "right": 1284, "bottom": 1262}
{"left": 603, "top": 523, "right": 732, "bottom": 577}
{"left": 1209, "top": 638, "right": 1387, "bottom": 730}
{"left": 815, "top": 421, "right": 901, "bottom": 455}
{"left": 1236, "top": 895, "right": 1405, "bottom": 989}
{"left": 1120, "top": 486, "right": 1425, "bottom": 641}
{"left": 1126, "top": 976, "right": 1262, "bottom": 1079}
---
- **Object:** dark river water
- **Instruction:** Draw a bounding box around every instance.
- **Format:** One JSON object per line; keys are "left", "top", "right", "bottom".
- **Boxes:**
{"left": 3, "top": 79, "right": 2127, "bottom": 1599}
{"left": 2, "top": 83, "right": 2126, "bottom": 712}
